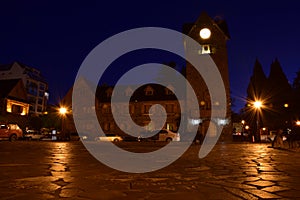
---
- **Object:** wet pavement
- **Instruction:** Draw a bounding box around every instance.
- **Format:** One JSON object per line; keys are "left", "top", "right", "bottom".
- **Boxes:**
{"left": 0, "top": 140, "right": 300, "bottom": 199}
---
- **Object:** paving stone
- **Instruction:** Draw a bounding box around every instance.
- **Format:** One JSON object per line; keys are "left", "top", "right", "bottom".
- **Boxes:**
{"left": 224, "top": 187, "right": 259, "bottom": 200}
{"left": 1, "top": 142, "right": 300, "bottom": 199}
{"left": 246, "top": 180, "right": 276, "bottom": 187}
{"left": 262, "top": 185, "right": 290, "bottom": 193}
{"left": 277, "top": 189, "right": 300, "bottom": 198}
{"left": 259, "top": 174, "right": 289, "bottom": 181}
{"left": 245, "top": 189, "right": 281, "bottom": 199}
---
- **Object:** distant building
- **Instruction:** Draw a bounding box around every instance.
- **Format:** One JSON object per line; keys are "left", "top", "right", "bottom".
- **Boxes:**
{"left": 0, "top": 62, "right": 49, "bottom": 115}
{"left": 0, "top": 79, "right": 29, "bottom": 128}
{"left": 60, "top": 78, "right": 182, "bottom": 138}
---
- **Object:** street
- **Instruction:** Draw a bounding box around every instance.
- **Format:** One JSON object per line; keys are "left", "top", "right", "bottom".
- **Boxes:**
{"left": 1, "top": 141, "right": 300, "bottom": 199}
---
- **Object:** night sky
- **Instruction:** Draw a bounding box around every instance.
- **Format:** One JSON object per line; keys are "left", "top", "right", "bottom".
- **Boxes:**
{"left": 1, "top": 1, "right": 300, "bottom": 112}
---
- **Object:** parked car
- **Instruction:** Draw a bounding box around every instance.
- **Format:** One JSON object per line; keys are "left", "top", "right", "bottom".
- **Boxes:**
{"left": 95, "top": 134, "right": 123, "bottom": 142}
{"left": 24, "top": 130, "right": 44, "bottom": 140}
{"left": 140, "top": 129, "right": 180, "bottom": 142}
{"left": 0, "top": 123, "right": 23, "bottom": 141}
{"left": 39, "top": 129, "right": 59, "bottom": 141}
{"left": 122, "top": 135, "right": 139, "bottom": 142}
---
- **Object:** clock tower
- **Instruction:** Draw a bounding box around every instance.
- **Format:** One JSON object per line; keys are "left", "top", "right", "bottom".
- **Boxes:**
{"left": 183, "top": 12, "right": 231, "bottom": 140}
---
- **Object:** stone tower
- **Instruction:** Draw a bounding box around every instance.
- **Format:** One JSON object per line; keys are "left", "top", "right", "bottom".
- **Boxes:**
{"left": 183, "top": 12, "right": 231, "bottom": 139}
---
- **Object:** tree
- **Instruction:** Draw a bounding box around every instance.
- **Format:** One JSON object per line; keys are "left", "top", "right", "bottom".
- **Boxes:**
{"left": 243, "top": 58, "right": 292, "bottom": 133}
{"left": 243, "top": 59, "right": 267, "bottom": 135}
{"left": 263, "top": 58, "right": 292, "bottom": 129}
{"left": 246, "top": 59, "right": 267, "bottom": 102}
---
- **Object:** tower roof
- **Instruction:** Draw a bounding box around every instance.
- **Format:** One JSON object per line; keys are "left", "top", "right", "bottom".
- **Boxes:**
{"left": 183, "top": 12, "right": 230, "bottom": 39}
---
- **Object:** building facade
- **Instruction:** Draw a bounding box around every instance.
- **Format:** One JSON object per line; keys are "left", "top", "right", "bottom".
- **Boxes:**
{"left": 61, "top": 80, "right": 182, "bottom": 139}
{"left": 0, "top": 62, "right": 49, "bottom": 115}
{"left": 183, "top": 12, "right": 231, "bottom": 139}
{"left": 0, "top": 79, "right": 29, "bottom": 128}
{"left": 61, "top": 12, "right": 232, "bottom": 141}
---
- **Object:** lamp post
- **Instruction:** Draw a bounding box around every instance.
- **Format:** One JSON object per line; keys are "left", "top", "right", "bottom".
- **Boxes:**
{"left": 253, "top": 101, "right": 262, "bottom": 142}
{"left": 59, "top": 107, "right": 67, "bottom": 138}
{"left": 241, "top": 120, "right": 245, "bottom": 141}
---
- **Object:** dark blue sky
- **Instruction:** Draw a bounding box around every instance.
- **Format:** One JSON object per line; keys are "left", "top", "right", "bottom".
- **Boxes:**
{"left": 1, "top": 1, "right": 300, "bottom": 112}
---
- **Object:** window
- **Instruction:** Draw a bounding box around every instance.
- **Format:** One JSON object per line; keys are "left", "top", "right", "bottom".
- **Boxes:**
{"left": 165, "top": 85, "right": 174, "bottom": 95}
{"left": 28, "top": 96, "right": 36, "bottom": 104}
{"left": 37, "top": 106, "right": 43, "bottom": 112}
{"left": 104, "top": 123, "right": 111, "bottom": 131}
{"left": 165, "top": 89, "right": 173, "bottom": 95}
{"left": 129, "top": 104, "right": 135, "bottom": 114}
{"left": 39, "top": 83, "right": 45, "bottom": 91}
{"left": 11, "top": 105, "right": 23, "bottom": 114}
{"left": 27, "top": 82, "right": 38, "bottom": 96}
{"left": 125, "top": 87, "right": 133, "bottom": 96}
{"left": 166, "top": 104, "right": 174, "bottom": 113}
{"left": 102, "top": 104, "right": 110, "bottom": 114}
{"left": 144, "top": 86, "right": 154, "bottom": 96}
{"left": 38, "top": 98, "right": 43, "bottom": 105}
{"left": 143, "top": 104, "right": 152, "bottom": 114}
{"left": 106, "top": 88, "right": 113, "bottom": 98}
{"left": 39, "top": 91, "right": 44, "bottom": 97}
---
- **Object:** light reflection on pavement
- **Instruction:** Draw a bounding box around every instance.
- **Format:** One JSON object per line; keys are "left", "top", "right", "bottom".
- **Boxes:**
{"left": 0, "top": 141, "right": 300, "bottom": 199}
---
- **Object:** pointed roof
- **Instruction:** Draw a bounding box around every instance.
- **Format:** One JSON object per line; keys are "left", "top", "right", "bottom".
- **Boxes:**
{"left": 0, "top": 63, "right": 13, "bottom": 71}
{"left": 0, "top": 79, "right": 21, "bottom": 98}
{"left": 183, "top": 11, "right": 230, "bottom": 39}
{"left": 0, "top": 61, "right": 47, "bottom": 83}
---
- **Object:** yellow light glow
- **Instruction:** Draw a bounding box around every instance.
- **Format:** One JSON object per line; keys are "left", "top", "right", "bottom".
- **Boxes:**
{"left": 199, "top": 28, "right": 211, "bottom": 39}
{"left": 59, "top": 107, "right": 67, "bottom": 115}
{"left": 296, "top": 121, "right": 300, "bottom": 126}
{"left": 6, "top": 105, "right": 12, "bottom": 113}
{"left": 284, "top": 103, "right": 289, "bottom": 108}
{"left": 241, "top": 120, "right": 245, "bottom": 124}
{"left": 253, "top": 101, "right": 262, "bottom": 109}
{"left": 245, "top": 125, "right": 249, "bottom": 130}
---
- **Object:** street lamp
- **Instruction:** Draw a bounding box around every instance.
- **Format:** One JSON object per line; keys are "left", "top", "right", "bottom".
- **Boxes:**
{"left": 59, "top": 107, "right": 68, "bottom": 138}
{"left": 241, "top": 120, "right": 245, "bottom": 140}
{"left": 59, "top": 107, "right": 67, "bottom": 115}
{"left": 253, "top": 100, "right": 263, "bottom": 142}
{"left": 253, "top": 101, "right": 262, "bottom": 109}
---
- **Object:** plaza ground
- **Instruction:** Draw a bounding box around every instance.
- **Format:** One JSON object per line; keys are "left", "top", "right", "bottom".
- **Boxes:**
{"left": 1, "top": 141, "right": 300, "bottom": 199}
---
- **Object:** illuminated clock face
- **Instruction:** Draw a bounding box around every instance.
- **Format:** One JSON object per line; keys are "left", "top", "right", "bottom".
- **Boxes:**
{"left": 199, "top": 28, "right": 211, "bottom": 39}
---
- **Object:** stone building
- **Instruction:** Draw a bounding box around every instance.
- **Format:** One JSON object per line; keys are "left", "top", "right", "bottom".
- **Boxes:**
{"left": 61, "top": 79, "right": 182, "bottom": 139}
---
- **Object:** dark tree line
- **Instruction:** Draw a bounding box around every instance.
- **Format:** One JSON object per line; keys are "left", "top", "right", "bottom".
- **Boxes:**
{"left": 242, "top": 58, "right": 300, "bottom": 131}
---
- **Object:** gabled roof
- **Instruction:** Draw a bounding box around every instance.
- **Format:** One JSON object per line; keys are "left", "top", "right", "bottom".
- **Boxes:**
{"left": 0, "top": 63, "right": 13, "bottom": 71}
{"left": 96, "top": 83, "right": 180, "bottom": 103}
{"left": 0, "top": 61, "right": 47, "bottom": 83}
{"left": 0, "top": 79, "right": 22, "bottom": 98}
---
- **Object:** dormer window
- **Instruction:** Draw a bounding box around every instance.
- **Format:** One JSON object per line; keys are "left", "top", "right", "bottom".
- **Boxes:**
{"left": 165, "top": 85, "right": 174, "bottom": 95}
{"left": 144, "top": 86, "right": 154, "bottom": 96}
{"left": 106, "top": 88, "right": 113, "bottom": 98}
{"left": 125, "top": 87, "right": 133, "bottom": 96}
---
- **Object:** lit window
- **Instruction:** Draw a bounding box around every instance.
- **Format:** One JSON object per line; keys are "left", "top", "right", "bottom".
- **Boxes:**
{"left": 144, "top": 86, "right": 154, "bottom": 96}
